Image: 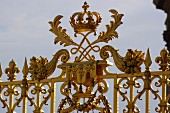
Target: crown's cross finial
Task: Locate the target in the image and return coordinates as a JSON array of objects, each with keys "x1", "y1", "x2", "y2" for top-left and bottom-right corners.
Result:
[{"x1": 82, "y1": 2, "x2": 89, "y2": 12}]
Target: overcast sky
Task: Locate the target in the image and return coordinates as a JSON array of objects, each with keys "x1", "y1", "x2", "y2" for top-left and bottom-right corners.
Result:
[
  {"x1": 0, "y1": 0, "x2": 166, "y2": 70},
  {"x1": 0, "y1": 0, "x2": 167, "y2": 112}
]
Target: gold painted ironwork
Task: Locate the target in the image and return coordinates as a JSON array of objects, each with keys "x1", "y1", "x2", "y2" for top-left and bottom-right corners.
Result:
[
  {"x1": 49, "y1": 2, "x2": 123, "y2": 62},
  {"x1": 0, "y1": 1, "x2": 170, "y2": 113},
  {"x1": 5, "y1": 59, "x2": 20, "y2": 81}
]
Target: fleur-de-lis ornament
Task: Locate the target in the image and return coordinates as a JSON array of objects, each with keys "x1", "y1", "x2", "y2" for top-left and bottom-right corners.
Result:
[
  {"x1": 5, "y1": 59, "x2": 20, "y2": 81},
  {"x1": 155, "y1": 48, "x2": 170, "y2": 71}
]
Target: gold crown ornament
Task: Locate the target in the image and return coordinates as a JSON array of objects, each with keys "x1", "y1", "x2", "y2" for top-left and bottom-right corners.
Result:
[
  {"x1": 49, "y1": 1, "x2": 124, "y2": 61},
  {"x1": 70, "y1": 2, "x2": 102, "y2": 34}
]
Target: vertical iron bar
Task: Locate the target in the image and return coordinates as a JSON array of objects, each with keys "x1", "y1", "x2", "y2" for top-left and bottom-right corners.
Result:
[
  {"x1": 22, "y1": 96, "x2": 27, "y2": 113},
  {"x1": 129, "y1": 76, "x2": 134, "y2": 113},
  {"x1": 145, "y1": 71, "x2": 151, "y2": 113},
  {"x1": 145, "y1": 89, "x2": 150, "y2": 113},
  {"x1": 9, "y1": 85, "x2": 13, "y2": 113},
  {"x1": 162, "y1": 74, "x2": 166, "y2": 113},
  {"x1": 50, "y1": 81, "x2": 56, "y2": 113},
  {"x1": 37, "y1": 82, "x2": 41, "y2": 112},
  {"x1": 114, "y1": 76, "x2": 118, "y2": 113}
]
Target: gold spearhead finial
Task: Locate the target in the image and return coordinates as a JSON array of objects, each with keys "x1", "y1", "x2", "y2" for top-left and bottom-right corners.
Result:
[
  {"x1": 144, "y1": 48, "x2": 152, "y2": 71},
  {"x1": 22, "y1": 58, "x2": 29, "y2": 77}
]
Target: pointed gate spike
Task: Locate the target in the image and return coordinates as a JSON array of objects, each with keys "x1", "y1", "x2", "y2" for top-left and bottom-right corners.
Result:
[
  {"x1": 22, "y1": 57, "x2": 29, "y2": 76},
  {"x1": 144, "y1": 48, "x2": 152, "y2": 69}
]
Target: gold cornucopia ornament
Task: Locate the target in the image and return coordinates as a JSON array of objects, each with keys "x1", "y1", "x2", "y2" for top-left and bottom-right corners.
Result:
[{"x1": 45, "y1": 1, "x2": 144, "y2": 112}]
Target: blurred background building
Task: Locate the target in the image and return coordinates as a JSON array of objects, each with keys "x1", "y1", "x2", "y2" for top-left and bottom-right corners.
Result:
[
  {"x1": 154, "y1": 0, "x2": 170, "y2": 51},
  {"x1": 154, "y1": 0, "x2": 170, "y2": 97}
]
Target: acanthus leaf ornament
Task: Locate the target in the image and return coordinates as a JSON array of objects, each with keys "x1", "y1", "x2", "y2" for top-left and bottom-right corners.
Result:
[
  {"x1": 48, "y1": 3, "x2": 125, "y2": 112},
  {"x1": 93, "y1": 9, "x2": 124, "y2": 44},
  {"x1": 49, "y1": 15, "x2": 78, "y2": 47},
  {"x1": 49, "y1": 2, "x2": 124, "y2": 62}
]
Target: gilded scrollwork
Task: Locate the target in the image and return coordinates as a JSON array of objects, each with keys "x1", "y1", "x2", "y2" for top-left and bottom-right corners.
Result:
[
  {"x1": 100, "y1": 45, "x2": 144, "y2": 74},
  {"x1": 117, "y1": 77, "x2": 139, "y2": 113},
  {"x1": 26, "y1": 82, "x2": 53, "y2": 112},
  {"x1": 39, "y1": 83, "x2": 54, "y2": 110},
  {"x1": 0, "y1": 84, "x2": 23, "y2": 112},
  {"x1": 1, "y1": 2, "x2": 170, "y2": 113},
  {"x1": 0, "y1": 85, "x2": 9, "y2": 109},
  {"x1": 49, "y1": 2, "x2": 123, "y2": 62},
  {"x1": 113, "y1": 48, "x2": 169, "y2": 113},
  {"x1": 29, "y1": 49, "x2": 70, "y2": 80},
  {"x1": 117, "y1": 73, "x2": 168, "y2": 113},
  {"x1": 150, "y1": 75, "x2": 165, "y2": 112},
  {"x1": 12, "y1": 85, "x2": 22, "y2": 109}
]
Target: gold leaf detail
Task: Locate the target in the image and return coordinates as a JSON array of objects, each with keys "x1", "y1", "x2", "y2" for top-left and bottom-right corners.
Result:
[
  {"x1": 49, "y1": 15, "x2": 78, "y2": 47},
  {"x1": 93, "y1": 9, "x2": 123, "y2": 44}
]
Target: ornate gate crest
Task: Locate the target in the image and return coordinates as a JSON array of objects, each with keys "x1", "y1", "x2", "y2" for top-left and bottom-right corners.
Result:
[
  {"x1": 48, "y1": 2, "x2": 145, "y2": 112},
  {"x1": 49, "y1": 2, "x2": 125, "y2": 112},
  {"x1": 0, "y1": 1, "x2": 170, "y2": 113},
  {"x1": 49, "y1": 2, "x2": 124, "y2": 62}
]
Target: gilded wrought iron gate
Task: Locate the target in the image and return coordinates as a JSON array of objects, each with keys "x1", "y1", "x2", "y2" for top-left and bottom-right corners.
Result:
[{"x1": 0, "y1": 2, "x2": 170, "y2": 113}]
